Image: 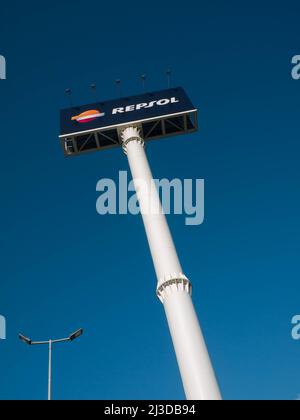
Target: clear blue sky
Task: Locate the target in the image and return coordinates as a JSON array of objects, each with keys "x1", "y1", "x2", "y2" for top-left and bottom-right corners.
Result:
[{"x1": 0, "y1": 0, "x2": 300, "y2": 400}]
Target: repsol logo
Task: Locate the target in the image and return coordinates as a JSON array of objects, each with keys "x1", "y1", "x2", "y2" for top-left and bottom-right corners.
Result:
[
  {"x1": 112, "y1": 97, "x2": 179, "y2": 114},
  {"x1": 0, "y1": 55, "x2": 6, "y2": 80}
]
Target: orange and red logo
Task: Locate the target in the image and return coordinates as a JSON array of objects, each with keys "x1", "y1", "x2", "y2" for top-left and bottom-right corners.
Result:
[{"x1": 71, "y1": 109, "x2": 105, "y2": 123}]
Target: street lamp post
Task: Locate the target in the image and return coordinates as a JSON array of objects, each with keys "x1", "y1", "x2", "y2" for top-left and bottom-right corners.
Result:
[{"x1": 19, "y1": 328, "x2": 83, "y2": 400}]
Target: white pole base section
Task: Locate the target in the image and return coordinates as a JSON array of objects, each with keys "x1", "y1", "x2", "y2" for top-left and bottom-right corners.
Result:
[
  {"x1": 121, "y1": 126, "x2": 222, "y2": 401},
  {"x1": 157, "y1": 279, "x2": 221, "y2": 400}
]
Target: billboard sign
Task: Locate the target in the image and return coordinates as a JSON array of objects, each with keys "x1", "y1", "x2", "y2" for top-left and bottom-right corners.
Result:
[{"x1": 59, "y1": 87, "x2": 198, "y2": 156}]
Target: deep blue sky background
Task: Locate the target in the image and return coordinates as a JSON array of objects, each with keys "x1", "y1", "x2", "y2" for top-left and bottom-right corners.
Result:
[{"x1": 0, "y1": 0, "x2": 300, "y2": 400}]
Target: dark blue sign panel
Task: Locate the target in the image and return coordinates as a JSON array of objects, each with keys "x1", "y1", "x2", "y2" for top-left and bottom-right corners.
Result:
[
  {"x1": 60, "y1": 87, "x2": 195, "y2": 136},
  {"x1": 59, "y1": 87, "x2": 198, "y2": 157}
]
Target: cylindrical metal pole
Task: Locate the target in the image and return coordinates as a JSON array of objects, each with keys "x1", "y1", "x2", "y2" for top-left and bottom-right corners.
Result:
[
  {"x1": 121, "y1": 127, "x2": 221, "y2": 400},
  {"x1": 48, "y1": 340, "x2": 52, "y2": 401}
]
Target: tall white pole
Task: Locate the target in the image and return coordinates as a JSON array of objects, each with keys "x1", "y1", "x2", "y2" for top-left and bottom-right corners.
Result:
[
  {"x1": 48, "y1": 340, "x2": 52, "y2": 401},
  {"x1": 121, "y1": 127, "x2": 221, "y2": 401}
]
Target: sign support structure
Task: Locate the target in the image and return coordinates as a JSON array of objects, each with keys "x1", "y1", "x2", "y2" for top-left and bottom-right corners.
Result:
[
  {"x1": 120, "y1": 127, "x2": 221, "y2": 400},
  {"x1": 60, "y1": 87, "x2": 221, "y2": 400}
]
